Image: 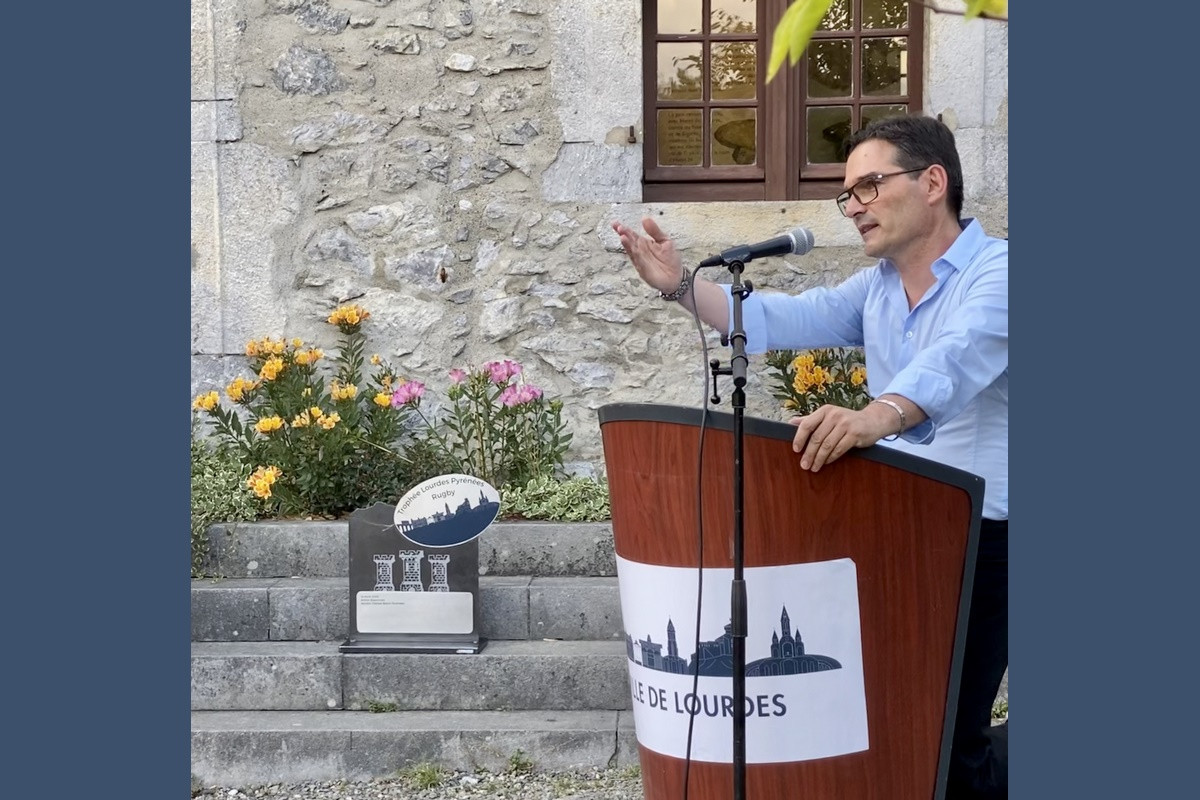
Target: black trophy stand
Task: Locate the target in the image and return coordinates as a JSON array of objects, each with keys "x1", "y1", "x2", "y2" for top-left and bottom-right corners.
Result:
[{"x1": 707, "y1": 258, "x2": 753, "y2": 800}]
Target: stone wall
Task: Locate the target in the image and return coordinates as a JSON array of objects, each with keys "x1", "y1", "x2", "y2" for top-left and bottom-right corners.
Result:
[{"x1": 191, "y1": 0, "x2": 1009, "y2": 475}]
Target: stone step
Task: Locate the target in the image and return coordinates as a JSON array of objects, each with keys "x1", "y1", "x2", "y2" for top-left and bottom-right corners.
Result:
[
  {"x1": 191, "y1": 575, "x2": 625, "y2": 642},
  {"x1": 191, "y1": 709, "x2": 639, "y2": 787},
  {"x1": 192, "y1": 640, "x2": 633, "y2": 712},
  {"x1": 196, "y1": 520, "x2": 616, "y2": 579}
]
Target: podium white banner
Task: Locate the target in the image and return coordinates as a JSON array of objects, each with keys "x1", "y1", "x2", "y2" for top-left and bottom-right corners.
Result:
[{"x1": 616, "y1": 555, "x2": 869, "y2": 764}]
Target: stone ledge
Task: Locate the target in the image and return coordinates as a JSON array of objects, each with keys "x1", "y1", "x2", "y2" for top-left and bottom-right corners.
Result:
[
  {"x1": 196, "y1": 520, "x2": 616, "y2": 579},
  {"x1": 192, "y1": 640, "x2": 631, "y2": 712},
  {"x1": 192, "y1": 575, "x2": 625, "y2": 642},
  {"x1": 191, "y1": 709, "x2": 639, "y2": 787}
]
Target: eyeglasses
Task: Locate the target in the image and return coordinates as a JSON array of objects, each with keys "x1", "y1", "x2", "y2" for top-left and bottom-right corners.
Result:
[{"x1": 836, "y1": 167, "x2": 929, "y2": 216}]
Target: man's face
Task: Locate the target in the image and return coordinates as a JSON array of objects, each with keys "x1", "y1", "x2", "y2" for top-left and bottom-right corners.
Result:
[{"x1": 841, "y1": 140, "x2": 927, "y2": 260}]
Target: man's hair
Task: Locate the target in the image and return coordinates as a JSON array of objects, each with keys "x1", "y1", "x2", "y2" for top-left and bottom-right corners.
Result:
[{"x1": 847, "y1": 115, "x2": 964, "y2": 218}]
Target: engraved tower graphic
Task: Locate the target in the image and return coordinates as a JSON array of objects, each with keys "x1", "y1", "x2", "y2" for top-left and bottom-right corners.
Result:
[
  {"x1": 398, "y1": 550, "x2": 425, "y2": 591},
  {"x1": 427, "y1": 553, "x2": 452, "y2": 592},
  {"x1": 372, "y1": 553, "x2": 395, "y2": 591}
]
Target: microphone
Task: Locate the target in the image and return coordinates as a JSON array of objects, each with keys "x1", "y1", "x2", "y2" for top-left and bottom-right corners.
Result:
[{"x1": 698, "y1": 227, "x2": 815, "y2": 267}]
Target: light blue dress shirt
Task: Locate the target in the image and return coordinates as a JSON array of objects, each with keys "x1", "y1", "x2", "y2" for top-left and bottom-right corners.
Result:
[{"x1": 725, "y1": 218, "x2": 1008, "y2": 520}]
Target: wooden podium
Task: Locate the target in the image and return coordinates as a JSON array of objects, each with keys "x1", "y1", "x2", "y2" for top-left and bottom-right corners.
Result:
[{"x1": 598, "y1": 404, "x2": 984, "y2": 800}]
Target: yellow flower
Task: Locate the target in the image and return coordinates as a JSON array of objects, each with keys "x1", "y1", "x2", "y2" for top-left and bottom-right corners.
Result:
[
  {"x1": 255, "y1": 416, "x2": 285, "y2": 434},
  {"x1": 318, "y1": 412, "x2": 341, "y2": 430},
  {"x1": 850, "y1": 366, "x2": 866, "y2": 387},
  {"x1": 370, "y1": 354, "x2": 382, "y2": 366},
  {"x1": 808, "y1": 366, "x2": 832, "y2": 393},
  {"x1": 327, "y1": 304, "x2": 371, "y2": 332},
  {"x1": 259, "y1": 357, "x2": 285, "y2": 381},
  {"x1": 291, "y1": 338, "x2": 303, "y2": 349},
  {"x1": 330, "y1": 380, "x2": 358, "y2": 401},
  {"x1": 310, "y1": 406, "x2": 324, "y2": 418},
  {"x1": 291, "y1": 411, "x2": 312, "y2": 428},
  {"x1": 193, "y1": 391, "x2": 219, "y2": 411},
  {"x1": 247, "y1": 466, "x2": 282, "y2": 500},
  {"x1": 226, "y1": 376, "x2": 257, "y2": 403},
  {"x1": 294, "y1": 348, "x2": 323, "y2": 366},
  {"x1": 373, "y1": 392, "x2": 391, "y2": 408},
  {"x1": 791, "y1": 353, "x2": 815, "y2": 371},
  {"x1": 251, "y1": 337, "x2": 285, "y2": 356}
]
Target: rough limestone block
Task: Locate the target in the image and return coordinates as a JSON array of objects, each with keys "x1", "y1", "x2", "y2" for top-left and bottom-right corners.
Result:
[{"x1": 191, "y1": 578, "x2": 276, "y2": 641}]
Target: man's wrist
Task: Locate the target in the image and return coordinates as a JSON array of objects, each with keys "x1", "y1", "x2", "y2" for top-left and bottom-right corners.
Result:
[
  {"x1": 658, "y1": 271, "x2": 691, "y2": 301},
  {"x1": 871, "y1": 397, "x2": 906, "y2": 441}
]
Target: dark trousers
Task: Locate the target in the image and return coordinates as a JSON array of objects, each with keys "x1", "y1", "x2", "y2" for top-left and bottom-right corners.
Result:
[{"x1": 946, "y1": 518, "x2": 1008, "y2": 799}]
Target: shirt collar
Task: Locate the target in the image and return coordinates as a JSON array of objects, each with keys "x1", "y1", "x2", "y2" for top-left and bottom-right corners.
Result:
[
  {"x1": 877, "y1": 217, "x2": 986, "y2": 276},
  {"x1": 939, "y1": 218, "x2": 986, "y2": 272}
]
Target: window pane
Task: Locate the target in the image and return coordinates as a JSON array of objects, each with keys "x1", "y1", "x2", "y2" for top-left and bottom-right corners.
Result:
[
  {"x1": 818, "y1": 0, "x2": 852, "y2": 31},
  {"x1": 712, "y1": 42, "x2": 756, "y2": 100},
  {"x1": 861, "y1": 104, "x2": 907, "y2": 130},
  {"x1": 658, "y1": 109, "x2": 704, "y2": 166},
  {"x1": 658, "y1": 43, "x2": 704, "y2": 101},
  {"x1": 806, "y1": 105, "x2": 852, "y2": 164},
  {"x1": 660, "y1": 0, "x2": 701, "y2": 34},
  {"x1": 863, "y1": 0, "x2": 908, "y2": 29},
  {"x1": 712, "y1": 0, "x2": 756, "y2": 33},
  {"x1": 808, "y1": 38, "x2": 852, "y2": 98},
  {"x1": 862, "y1": 37, "x2": 907, "y2": 96},
  {"x1": 712, "y1": 108, "x2": 756, "y2": 165}
]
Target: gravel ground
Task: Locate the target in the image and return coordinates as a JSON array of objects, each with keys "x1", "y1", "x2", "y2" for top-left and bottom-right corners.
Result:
[{"x1": 193, "y1": 767, "x2": 644, "y2": 800}]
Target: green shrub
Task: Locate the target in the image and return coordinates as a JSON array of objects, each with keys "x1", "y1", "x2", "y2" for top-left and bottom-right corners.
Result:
[
  {"x1": 397, "y1": 762, "x2": 444, "y2": 789},
  {"x1": 507, "y1": 749, "x2": 536, "y2": 774},
  {"x1": 364, "y1": 700, "x2": 399, "y2": 713},
  {"x1": 192, "y1": 304, "x2": 426, "y2": 518},
  {"x1": 191, "y1": 305, "x2": 576, "y2": 521},
  {"x1": 190, "y1": 432, "x2": 262, "y2": 576},
  {"x1": 763, "y1": 347, "x2": 871, "y2": 415},
  {"x1": 501, "y1": 475, "x2": 611, "y2": 521},
  {"x1": 393, "y1": 359, "x2": 572, "y2": 489}
]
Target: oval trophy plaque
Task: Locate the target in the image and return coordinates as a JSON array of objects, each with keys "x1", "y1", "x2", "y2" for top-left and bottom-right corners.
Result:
[{"x1": 393, "y1": 473, "x2": 501, "y2": 548}]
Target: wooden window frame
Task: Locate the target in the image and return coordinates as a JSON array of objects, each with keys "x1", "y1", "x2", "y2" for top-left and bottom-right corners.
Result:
[{"x1": 642, "y1": 0, "x2": 924, "y2": 203}]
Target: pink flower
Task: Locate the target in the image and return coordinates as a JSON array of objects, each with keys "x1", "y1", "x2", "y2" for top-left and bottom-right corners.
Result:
[
  {"x1": 500, "y1": 384, "x2": 543, "y2": 407},
  {"x1": 448, "y1": 368, "x2": 468, "y2": 384},
  {"x1": 485, "y1": 359, "x2": 523, "y2": 384},
  {"x1": 390, "y1": 381, "x2": 426, "y2": 407}
]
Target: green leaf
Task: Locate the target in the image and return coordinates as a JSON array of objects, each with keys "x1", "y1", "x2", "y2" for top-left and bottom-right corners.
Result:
[
  {"x1": 965, "y1": 0, "x2": 1007, "y2": 21},
  {"x1": 766, "y1": 0, "x2": 834, "y2": 84}
]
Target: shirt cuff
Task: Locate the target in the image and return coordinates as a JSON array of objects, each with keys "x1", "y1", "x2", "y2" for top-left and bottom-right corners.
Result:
[{"x1": 900, "y1": 418, "x2": 935, "y2": 444}]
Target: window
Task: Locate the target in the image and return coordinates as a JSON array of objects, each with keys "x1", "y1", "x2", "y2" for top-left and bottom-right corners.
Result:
[{"x1": 642, "y1": 0, "x2": 923, "y2": 202}]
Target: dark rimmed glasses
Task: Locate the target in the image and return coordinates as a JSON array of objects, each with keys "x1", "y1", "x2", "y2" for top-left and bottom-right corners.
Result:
[{"x1": 836, "y1": 167, "x2": 929, "y2": 216}]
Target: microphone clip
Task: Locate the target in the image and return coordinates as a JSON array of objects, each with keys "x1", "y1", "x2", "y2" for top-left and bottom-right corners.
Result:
[{"x1": 709, "y1": 358, "x2": 731, "y2": 404}]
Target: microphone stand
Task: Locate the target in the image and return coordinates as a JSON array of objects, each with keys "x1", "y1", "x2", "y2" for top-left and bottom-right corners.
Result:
[{"x1": 708, "y1": 259, "x2": 753, "y2": 800}]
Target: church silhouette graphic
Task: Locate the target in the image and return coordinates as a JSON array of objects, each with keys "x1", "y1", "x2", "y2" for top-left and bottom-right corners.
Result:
[
  {"x1": 626, "y1": 605, "x2": 842, "y2": 678},
  {"x1": 396, "y1": 489, "x2": 500, "y2": 547}
]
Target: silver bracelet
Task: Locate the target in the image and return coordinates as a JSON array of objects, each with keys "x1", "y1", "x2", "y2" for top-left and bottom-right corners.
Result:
[
  {"x1": 658, "y1": 271, "x2": 692, "y2": 301},
  {"x1": 872, "y1": 398, "x2": 906, "y2": 441}
]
